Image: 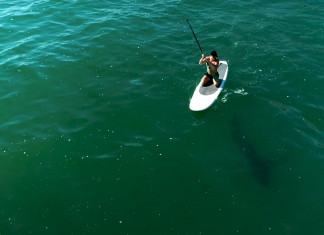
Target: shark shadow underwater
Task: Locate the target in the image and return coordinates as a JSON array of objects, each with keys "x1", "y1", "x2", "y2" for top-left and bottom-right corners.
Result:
[{"x1": 232, "y1": 115, "x2": 285, "y2": 188}]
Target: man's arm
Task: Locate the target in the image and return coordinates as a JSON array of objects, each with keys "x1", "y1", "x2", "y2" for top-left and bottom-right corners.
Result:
[
  {"x1": 206, "y1": 59, "x2": 218, "y2": 73},
  {"x1": 199, "y1": 54, "x2": 207, "y2": 65}
]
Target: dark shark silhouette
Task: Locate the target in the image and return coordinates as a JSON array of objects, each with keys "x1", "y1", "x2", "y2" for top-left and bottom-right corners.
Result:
[{"x1": 232, "y1": 115, "x2": 273, "y2": 188}]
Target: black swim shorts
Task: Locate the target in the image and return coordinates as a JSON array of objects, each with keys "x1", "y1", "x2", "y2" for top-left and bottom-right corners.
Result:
[
  {"x1": 205, "y1": 72, "x2": 219, "y2": 79},
  {"x1": 204, "y1": 72, "x2": 213, "y2": 79}
]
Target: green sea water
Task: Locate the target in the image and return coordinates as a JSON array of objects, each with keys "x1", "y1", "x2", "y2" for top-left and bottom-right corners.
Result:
[{"x1": 1, "y1": 0, "x2": 324, "y2": 234}]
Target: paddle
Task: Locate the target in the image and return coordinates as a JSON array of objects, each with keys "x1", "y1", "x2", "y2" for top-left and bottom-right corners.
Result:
[
  {"x1": 186, "y1": 19, "x2": 204, "y2": 54},
  {"x1": 186, "y1": 19, "x2": 219, "y2": 78}
]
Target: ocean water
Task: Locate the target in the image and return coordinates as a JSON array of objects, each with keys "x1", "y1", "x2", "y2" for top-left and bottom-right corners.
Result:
[{"x1": 1, "y1": 0, "x2": 324, "y2": 234}]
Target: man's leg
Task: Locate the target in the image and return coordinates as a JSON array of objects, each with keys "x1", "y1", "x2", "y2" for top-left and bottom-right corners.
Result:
[
  {"x1": 213, "y1": 79, "x2": 218, "y2": 87},
  {"x1": 200, "y1": 75, "x2": 210, "y2": 86}
]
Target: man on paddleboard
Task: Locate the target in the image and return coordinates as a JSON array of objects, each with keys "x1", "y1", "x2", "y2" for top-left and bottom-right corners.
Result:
[{"x1": 199, "y1": 50, "x2": 220, "y2": 87}]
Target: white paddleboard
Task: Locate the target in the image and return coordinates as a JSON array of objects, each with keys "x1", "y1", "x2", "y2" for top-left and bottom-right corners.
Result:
[{"x1": 189, "y1": 61, "x2": 228, "y2": 111}]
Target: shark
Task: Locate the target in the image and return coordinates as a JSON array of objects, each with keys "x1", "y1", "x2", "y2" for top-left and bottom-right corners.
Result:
[{"x1": 232, "y1": 115, "x2": 274, "y2": 188}]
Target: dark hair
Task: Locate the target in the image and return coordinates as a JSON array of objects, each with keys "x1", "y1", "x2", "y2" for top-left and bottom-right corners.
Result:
[{"x1": 210, "y1": 50, "x2": 218, "y2": 58}]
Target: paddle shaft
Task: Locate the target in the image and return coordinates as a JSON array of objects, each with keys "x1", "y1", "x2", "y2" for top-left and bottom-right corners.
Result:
[{"x1": 186, "y1": 19, "x2": 204, "y2": 55}]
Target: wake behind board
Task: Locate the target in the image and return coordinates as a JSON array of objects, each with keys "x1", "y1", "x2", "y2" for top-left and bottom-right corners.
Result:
[{"x1": 189, "y1": 61, "x2": 228, "y2": 111}]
